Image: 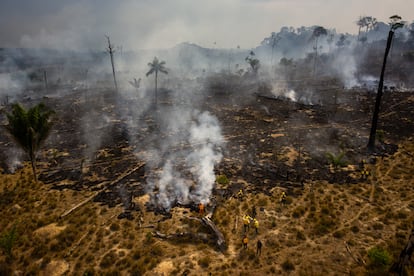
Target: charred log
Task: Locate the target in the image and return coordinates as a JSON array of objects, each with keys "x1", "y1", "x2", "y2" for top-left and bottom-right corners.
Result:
[{"x1": 201, "y1": 216, "x2": 227, "y2": 251}]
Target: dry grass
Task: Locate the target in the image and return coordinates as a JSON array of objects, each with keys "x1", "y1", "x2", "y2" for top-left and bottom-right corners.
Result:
[{"x1": 0, "y1": 140, "x2": 413, "y2": 275}]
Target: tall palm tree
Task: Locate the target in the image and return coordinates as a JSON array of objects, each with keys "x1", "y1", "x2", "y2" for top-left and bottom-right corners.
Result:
[
  {"x1": 5, "y1": 103, "x2": 54, "y2": 182},
  {"x1": 146, "y1": 57, "x2": 168, "y2": 108},
  {"x1": 367, "y1": 15, "x2": 404, "y2": 151}
]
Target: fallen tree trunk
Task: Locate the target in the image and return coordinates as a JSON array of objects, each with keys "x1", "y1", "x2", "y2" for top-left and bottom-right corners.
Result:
[
  {"x1": 155, "y1": 215, "x2": 227, "y2": 251},
  {"x1": 201, "y1": 216, "x2": 227, "y2": 251},
  {"x1": 60, "y1": 162, "x2": 145, "y2": 218}
]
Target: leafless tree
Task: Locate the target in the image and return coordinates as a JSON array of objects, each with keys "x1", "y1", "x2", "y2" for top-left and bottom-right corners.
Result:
[
  {"x1": 367, "y1": 15, "x2": 404, "y2": 151},
  {"x1": 105, "y1": 35, "x2": 118, "y2": 93}
]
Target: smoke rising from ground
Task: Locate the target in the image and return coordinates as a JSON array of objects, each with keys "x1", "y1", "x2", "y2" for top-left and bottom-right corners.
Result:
[{"x1": 145, "y1": 109, "x2": 224, "y2": 210}]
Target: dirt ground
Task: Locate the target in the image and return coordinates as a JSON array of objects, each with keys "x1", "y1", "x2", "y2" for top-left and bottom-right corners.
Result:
[{"x1": 0, "y1": 86, "x2": 414, "y2": 275}]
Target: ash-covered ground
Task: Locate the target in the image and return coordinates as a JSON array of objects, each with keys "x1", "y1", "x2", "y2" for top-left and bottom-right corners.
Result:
[{"x1": 1, "y1": 74, "x2": 413, "y2": 211}]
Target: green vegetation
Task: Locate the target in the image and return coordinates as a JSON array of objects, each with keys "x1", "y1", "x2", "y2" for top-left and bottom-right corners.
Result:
[
  {"x1": 5, "y1": 103, "x2": 54, "y2": 182},
  {"x1": 216, "y1": 174, "x2": 229, "y2": 185},
  {"x1": 0, "y1": 224, "x2": 18, "y2": 258},
  {"x1": 367, "y1": 246, "x2": 392, "y2": 272},
  {"x1": 325, "y1": 151, "x2": 347, "y2": 169}
]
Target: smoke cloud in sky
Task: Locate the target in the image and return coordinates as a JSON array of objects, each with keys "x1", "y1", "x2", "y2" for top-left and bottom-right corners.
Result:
[{"x1": 0, "y1": 0, "x2": 413, "y2": 50}]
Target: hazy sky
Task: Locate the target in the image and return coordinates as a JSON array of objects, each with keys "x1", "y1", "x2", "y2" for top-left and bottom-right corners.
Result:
[{"x1": 0, "y1": 0, "x2": 412, "y2": 50}]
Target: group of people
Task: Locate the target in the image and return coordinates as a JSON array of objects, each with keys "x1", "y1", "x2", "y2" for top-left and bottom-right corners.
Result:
[
  {"x1": 359, "y1": 159, "x2": 370, "y2": 180},
  {"x1": 242, "y1": 235, "x2": 262, "y2": 256},
  {"x1": 242, "y1": 209, "x2": 262, "y2": 256},
  {"x1": 238, "y1": 190, "x2": 290, "y2": 257},
  {"x1": 243, "y1": 214, "x2": 259, "y2": 234}
]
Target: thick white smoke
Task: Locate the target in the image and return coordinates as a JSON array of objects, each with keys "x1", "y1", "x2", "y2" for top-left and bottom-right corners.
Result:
[
  {"x1": 146, "y1": 110, "x2": 224, "y2": 210},
  {"x1": 186, "y1": 111, "x2": 224, "y2": 204}
]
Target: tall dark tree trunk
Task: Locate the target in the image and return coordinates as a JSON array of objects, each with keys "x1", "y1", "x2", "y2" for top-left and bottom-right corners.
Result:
[
  {"x1": 367, "y1": 30, "x2": 395, "y2": 151},
  {"x1": 43, "y1": 70, "x2": 48, "y2": 94},
  {"x1": 313, "y1": 38, "x2": 318, "y2": 77},
  {"x1": 110, "y1": 51, "x2": 118, "y2": 93},
  {"x1": 154, "y1": 71, "x2": 158, "y2": 108}
]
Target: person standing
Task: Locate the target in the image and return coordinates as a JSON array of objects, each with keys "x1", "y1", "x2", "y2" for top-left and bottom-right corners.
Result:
[
  {"x1": 242, "y1": 235, "x2": 248, "y2": 249},
  {"x1": 253, "y1": 218, "x2": 259, "y2": 234},
  {"x1": 256, "y1": 240, "x2": 262, "y2": 256}
]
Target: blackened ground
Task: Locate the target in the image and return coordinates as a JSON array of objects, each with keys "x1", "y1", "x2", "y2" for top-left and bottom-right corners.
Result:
[{"x1": 1, "y1": 85, "x2": 413, "y2": 214}]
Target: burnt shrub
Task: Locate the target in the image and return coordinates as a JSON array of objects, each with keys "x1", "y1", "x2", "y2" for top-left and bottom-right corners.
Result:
[{"x1": 282, "y1": 259, "x2": 295, "y2": 271}]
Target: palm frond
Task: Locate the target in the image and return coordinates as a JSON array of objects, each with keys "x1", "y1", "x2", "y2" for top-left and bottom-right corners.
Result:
[{"x1": 146, "y1": 68, "x2": 155, "y2": 76}]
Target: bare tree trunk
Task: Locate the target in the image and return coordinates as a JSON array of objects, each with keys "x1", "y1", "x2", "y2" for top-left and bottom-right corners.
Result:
[
  {"x1": 30, "y1": 152, "x2": 38, "y2": 183},
  {"x1": 105, "y1": 36, "x2": 118, "y2": 93},
  {"x1": 313, "y1": 38, "x2": 318, "y2": 77},
  {"x1": 155, "y1": 71, "x2": 158, "y2": 108},
  {"x1": 43, "y1": 70, "x2": 48, "y2": 94},
  {"x1": 367, "y1": 30, "x2": 395, "y2": 151}
]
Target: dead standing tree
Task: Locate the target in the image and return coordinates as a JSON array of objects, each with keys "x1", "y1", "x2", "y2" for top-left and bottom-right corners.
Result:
[
  {"x1": 311, "y1": 26, "x2": 327, "y2": 76},
  {"x1": 105, "y1": 35, "x2": 118, "y2": 93},
  {"x1": 367, "y1": 15, "x2": 404, "y2": 151}
]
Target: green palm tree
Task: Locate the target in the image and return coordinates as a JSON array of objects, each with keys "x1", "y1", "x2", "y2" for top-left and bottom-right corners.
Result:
[
  {"x1": 146, "y1": 57, "x2": 168, "y2": 108},
  {"x1": 5, "y1": 103, "x2": 54, "y2": 182}
]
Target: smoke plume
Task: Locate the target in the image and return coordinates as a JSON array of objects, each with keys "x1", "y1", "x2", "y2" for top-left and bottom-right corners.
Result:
[{"x1": 146, "y1": 110, "x2": 224, "y2": 210}]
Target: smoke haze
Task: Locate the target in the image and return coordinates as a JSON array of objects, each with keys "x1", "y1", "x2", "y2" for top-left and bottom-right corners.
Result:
[{"x1": 1, "y1": 0, "x2": 413, "y2": 50}]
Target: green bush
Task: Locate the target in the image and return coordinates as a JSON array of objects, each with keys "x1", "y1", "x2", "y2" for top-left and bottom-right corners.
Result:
[
  {"x1": 216, "y1": 174, "x2": 229, "y2": 185},
  {"x1": 367, "y1": 246, "x2": 392, "y2": 269}
]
